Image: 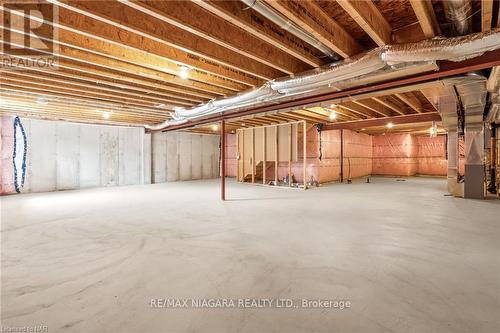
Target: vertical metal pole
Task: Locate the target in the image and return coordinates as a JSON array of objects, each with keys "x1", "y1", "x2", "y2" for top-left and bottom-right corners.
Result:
[
  {"x1": 251, "y1": 128, "x2": 255, "y2": 183},
  {"x1": 263, "y1": 127, "x2": 266, "y2": 185},
  {"x1": 303, "y1": 121, "x2": 307, "y2": 190},
  {"x1": 340, "y1": 129, "x2": 344, "y2": 183},
  {"x1": 221, "y1": 120, "x2": 226, "y2": 201},
  {"x1": 275, "y1": 125, "x2": 278, "y2": 185},
  {"x1": 288, "y1": 123, "x2": 292, "y2": 187}
]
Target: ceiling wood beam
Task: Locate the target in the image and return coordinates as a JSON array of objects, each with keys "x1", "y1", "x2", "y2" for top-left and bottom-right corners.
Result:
[
  {"x1": 1, "y1": 90, "x2": 171, "y2": 115},
  {"x1": 394, "y1": 93, "x2": 423, "y2": 113},
  {"x1": 263, "y1": 0, "x2": 363, "y2": 58},
  {"x1": 6, "y1": 65, "x2": 206, "y2": 104},
  {"x1": 371, "y1": 96, "x2": 405, "y2": 115},
  {"x1": 409, "y1": 0, "x2": 440, "y2": 38},
  {"x1": 338, "y1": 102, "x2": 378, "y2": 118},
  {"x1": 482, "y1": 0, "x2": 494, "y2": 31},
  {"x1": 193, "y1": 0, "x2": 324, "y2": 68},
  {"x1": 336, "y1": 0, "x2": 392, "y2": 46},
  {"x1": 0, "y1": 28, "x2": 236, "y2": 96},
  {"x1": 51, "y1": 0, "x2": 277, "y2": 82},
  {"x1": 2, "y1": 71, "x2": 195, "y2": 107},
  {"x1": 123, "y1": 0, "x2": 311, "y2": 75},
  {"x1": 352, "y1": 99, "x2": 391, "y2": 117},
  {"x1": 322, "y1": 112, "x2": 441, "y2": 131},
  {"x1": 1, "y1": 80, "x2": 164, "y2": 110}
]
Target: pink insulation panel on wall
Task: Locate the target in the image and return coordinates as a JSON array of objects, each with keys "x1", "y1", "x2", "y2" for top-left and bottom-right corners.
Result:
[
  {"x1": 372, "y1": 134, "x2": 418, "y2": 176},
  {"x1": 416, "y1": 136, "x2": 447, "y2": 176},
  {"x1": 1, "y1": 116, "x2": 15, "y2": 195}
]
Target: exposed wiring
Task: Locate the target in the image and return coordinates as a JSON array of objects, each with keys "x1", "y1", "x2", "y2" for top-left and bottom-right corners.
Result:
[{"x1": 13, "y1": 116, "x2": 27, "y2": 193}]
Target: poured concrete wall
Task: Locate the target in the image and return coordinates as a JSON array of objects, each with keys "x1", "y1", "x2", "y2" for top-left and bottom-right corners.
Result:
[
  {"x1": 151, "y1": 131, "x2": 219, "y2": 182},
  {"x1": 1, "y1": 116, "x2": 150, "y2": 195}
]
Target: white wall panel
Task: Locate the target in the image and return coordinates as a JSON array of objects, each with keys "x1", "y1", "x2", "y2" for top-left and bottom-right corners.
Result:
[
  {"x1": 56, "y1": 123, "x2": 80, "y2": 190},
  {"x1": 29, "y1": 120, "x2": 56, "y2": 192},
  {"x1": 119, "y1": 127, "x2": 141, "y2": 186},
  {"x1": 152, "y1": 132, "x2": 167, "y2": 183},
  {"x1": 79, "y1": 125, "x2": 100, "y2": 188},
  {"x1": 99, "y1": 127, "x2": 119, "y2": 187},
  {"x1": 166, "y1": 132, "x2": 179, "y2": 181},
  {"x1": 191, "y1": 134, "x2": 202, "y2": 180},
  {"x1": 179, "y1": 132, "x2": 192, "y2": 181}
]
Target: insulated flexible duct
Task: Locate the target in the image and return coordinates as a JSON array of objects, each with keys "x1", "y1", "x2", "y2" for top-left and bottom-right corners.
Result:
[
  {"x1": 146, "y1": 29, "x2": 500, "y2": 131},
  {"x1": 241, "y1": 0, "x2": 338, "y2": 60}
]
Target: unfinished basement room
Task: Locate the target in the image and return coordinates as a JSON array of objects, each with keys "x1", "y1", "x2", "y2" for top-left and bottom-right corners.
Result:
[{"x1": 1, "y1": 1, "x2": 500, "y2": 332}]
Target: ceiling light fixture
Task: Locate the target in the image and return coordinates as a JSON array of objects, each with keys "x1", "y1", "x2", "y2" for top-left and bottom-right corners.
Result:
[
  {"x1": 386, "y1": 122, "x2": 394, "y2": 129},
  {"x1": 155, "y1": 103, "x2": 166, "y2": 108},
  {"x1": 179, "y1": 65, "x2": 189, "y2": 80},
  {"x1": 241, "y1": 123, "x2": 246, "y2": 127},
  {"x1": 211, "y1": 124, "x2": 219, "y2": 131},
  {"x1": 102, "y1": 111, "x2": 111, "y2": 119},
  {"x1": 36, "y1": 97, "x2": 48, "y2": 105},
  {"x1": 329, "y1": 110, "x2": 337, "y2": 120}
]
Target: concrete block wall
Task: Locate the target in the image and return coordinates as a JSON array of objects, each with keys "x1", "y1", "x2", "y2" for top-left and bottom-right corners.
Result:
[
  {"x1": 151, "y1": 131, "x2": 219, "y2": 182},
  {"x1": 1, "y1": 116, "x2": 150, "y2": 194}
]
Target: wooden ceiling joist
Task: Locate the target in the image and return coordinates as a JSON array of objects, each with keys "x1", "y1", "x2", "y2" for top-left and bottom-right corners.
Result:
[
  {"x1": 263, "y1": 0, "x2": 363, "y2": 58},
  {"x1": 482, "y1": 0, "x2": 494, "y2": 32},
  {"x1": 193, "y1": 0, "x2": 324, "y2": 68},
  {"x1": 52, "y1": 0, "x2": 280, "y2": 82},
  {"x1": 1, "y1": 70, "x2": 195, "y2": 107},
  {"x1": 409, "y1": 0, "x2": 440, "y2": 38},
  {"x1": 352, "y1": 99, "x2": 391, "y2": 117},
  {"x1": 122, "y1": 0, "x2": 311, "y2": 75},
  {"x1": 371, "y1": 96, "x2": 405, "y2": 115},
  {"x1": 394, "y1": 92, "x2": 423, "y2": 113},
  {"x1": 336, "y1": 0, "x2": 392, "y2": 46}
]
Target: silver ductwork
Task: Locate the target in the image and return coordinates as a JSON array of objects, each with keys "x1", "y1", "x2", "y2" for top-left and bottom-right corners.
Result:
[
  {"x1": 241, "y1": 0, "x2": 337, "y2": 60},
  {"x1": 486, "y1": 66, "x2": 500, "y2": 123},
  {"x1": 442, "y1": 0, "x2": 472, "y2": 36},
  {"x1": 145, "y1": 28, "x2": 500, "y2": 131}
]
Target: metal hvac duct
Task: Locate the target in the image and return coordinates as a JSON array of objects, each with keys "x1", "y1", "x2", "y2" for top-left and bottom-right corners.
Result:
[
  {"x1": 486, "y1": 66, "x2": 500, "y2": 123},
  {"x1": 145, "y1": 28, "x2": 500, "y2": 131},
  {"x1": 241, "y1": 0, "x2": 338, "y2": 60},
  {"x1": 442, "y1": 0, "x2": 472, "y2": 36}
]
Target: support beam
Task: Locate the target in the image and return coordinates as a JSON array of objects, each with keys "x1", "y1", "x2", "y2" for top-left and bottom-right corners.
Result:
[
  {"x1": 275, "y1": 125, "x2": 279, "y2": 185},
  {"x1": 161, "y1": 48, "x2": 500, "y2": 132},
  {"x1": 371, "y1": 96, "x2": 405, "y2": 115},
  {"x1": 482, "y1": 0, "x2": 494, "y2": 31},
  {"x1": 51, "y1": 0, "x2": 278, "y2": 82},
  {"x1": 303, "y1": 121, "x2": 307, "y2": 190},
  {"x1": 263, "y1": 128, "x2": 266, "y2": 185},
  {"x1": 193, "y1": 0, "x2": 324, "y2": 67},
  {"x1": 123, "y1": 0, "x2": 310, "y2": 75},
  {"x1": 288, "y1": 123, "x2": 292, "y2": 187},
  {"x1": 263, "y1": 0, "x2": 363, "y2": 58},
  {"x1": 322, "y1": 112, "x2": 441, "y2": 131},
  {"x1": 336, "y1": 0, "x2": 392, "y2": 46},
  {"x1": 409, "y1": 0, "x2": 440, "y2": 38},
  {"x1": 221, "y1": 120, "x2": 226, "y2": 201},
  {"x1": 395, "y1": 93, "x2": 423, "y2": 113}
]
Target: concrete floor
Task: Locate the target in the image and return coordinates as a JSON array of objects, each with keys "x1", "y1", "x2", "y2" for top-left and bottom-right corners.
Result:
[{"x1": 1, "y1": 177, "x2": 499, "y2": 333}]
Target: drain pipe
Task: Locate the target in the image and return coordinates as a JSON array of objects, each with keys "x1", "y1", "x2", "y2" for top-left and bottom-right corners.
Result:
[
  {"x1": 241, "y1": 0, "x2": 338, "y2": 60},
  {"x1": 442, "y1": 0, "x2": 472, "y2": 36}
]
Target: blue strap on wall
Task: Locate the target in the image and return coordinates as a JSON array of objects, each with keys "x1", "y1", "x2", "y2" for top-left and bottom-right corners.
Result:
[{"x1": 13, "y1": 116, "x2": 28, "y2": 193}]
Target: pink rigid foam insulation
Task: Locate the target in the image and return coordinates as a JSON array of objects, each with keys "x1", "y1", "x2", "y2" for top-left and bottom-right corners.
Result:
[
  {"x1": 416, "y1": 136, "x2": 447, "y2": 176},
  {"x1": 372, "y1": 134, "x2": 418, "y2": 176},
  {"x1": 1, "y1": 116, "x2": 16, "y2": 194}
]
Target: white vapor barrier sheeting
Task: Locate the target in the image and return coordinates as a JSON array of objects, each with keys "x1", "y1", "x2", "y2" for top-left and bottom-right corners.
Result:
[
  {"x1": 0, "y1": 116, "x2": 150, "y2": 194},
  {"x1": 151, "y1": 131, "x2": 219, "y2": 182}
]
